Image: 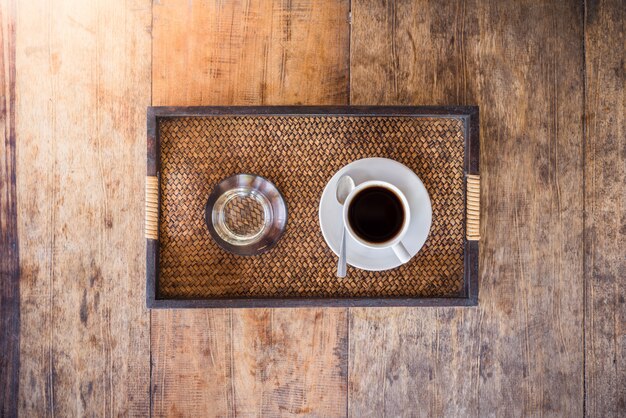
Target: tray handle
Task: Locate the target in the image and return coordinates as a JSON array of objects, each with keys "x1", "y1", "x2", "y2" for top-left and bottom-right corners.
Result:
[
  {"x1": 145, "y1": 176, "x2": 159, "y2": 240},
  {"x1": 466, "y1": 174, "x2": 480, "y2": 241}
]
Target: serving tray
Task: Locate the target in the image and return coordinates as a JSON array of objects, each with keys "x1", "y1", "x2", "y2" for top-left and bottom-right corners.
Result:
[{"x1": 146, "y1": 106, "x2": 479, "y2": 308}]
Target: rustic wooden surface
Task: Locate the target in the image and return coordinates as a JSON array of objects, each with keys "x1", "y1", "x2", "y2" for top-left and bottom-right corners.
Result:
[
  {"x1": 2, "y1": 0, "x2": 624, "y2": 416},
  {"x1": 0, "y1": 0, "x2": 18, "y2": 416},
  {"x1": 584, "y1": 0, "x2": 626, "y2": 415},
  {"x1": 14, "y1": 0, "x2": 151, "y2": 415},
  {"x1": 150, "y1": 0, "x2": 350, "y2": 416},
  {"x1": 152, "y1": 0, "x2": 349, "y2": 106},
  {"x1": 350, "y1": 0, "x2": 585, "y2": 416}
]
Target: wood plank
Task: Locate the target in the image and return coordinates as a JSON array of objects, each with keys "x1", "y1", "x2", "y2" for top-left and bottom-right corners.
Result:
[
  {"x1": 150, "y1": 0, "x2": 350, "y2": 415},
  {"x1": 152, "y1": 0, "x2": 349, "y2": 106},
  {"x1": 350, "y1": 0, "x2": 584, "y2": 416},
  {"x1": 152, "y1": 310, "x2": 348, "y2": 417},
  {"x1": 584, "y1": 0, "x2": 626, "y2": 415},
  {"x1": 0, "y1": 0, "x2": 19, "y2": 416},
  {"x1": 16, "y1": 0, "x2": 151, "y2": 415},
  {"x1": 351, "y1": 0, "x2": 478, "y2": 106},
  {"x1": 349, "y1": 308, "x2": 480, "y2": 417}
]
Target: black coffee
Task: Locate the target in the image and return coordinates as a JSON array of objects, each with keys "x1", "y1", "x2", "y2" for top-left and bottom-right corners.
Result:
[{"x1": 348, "y1": 186, "x2": 404, "y2": 244}]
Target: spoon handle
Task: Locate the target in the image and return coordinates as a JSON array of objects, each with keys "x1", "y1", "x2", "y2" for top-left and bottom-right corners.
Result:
[{"x1": 337, "y1": 227, "x2": 347, "y2": 277}]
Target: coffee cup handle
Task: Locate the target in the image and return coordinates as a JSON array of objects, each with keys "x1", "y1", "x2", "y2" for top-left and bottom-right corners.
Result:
[{"x1": 392, "y1": 242, "x2": 411, "y2": 264}]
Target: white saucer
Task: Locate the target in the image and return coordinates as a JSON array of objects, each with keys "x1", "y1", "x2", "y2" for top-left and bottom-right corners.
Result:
[{"x1": 319, "y1": 158, "x2": 432, "y2": 271}]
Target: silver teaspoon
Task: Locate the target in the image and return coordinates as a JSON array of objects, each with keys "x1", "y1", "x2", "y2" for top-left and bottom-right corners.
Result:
[{"x1": 336, "y1": 175, "x2": 355, "y2": 277}]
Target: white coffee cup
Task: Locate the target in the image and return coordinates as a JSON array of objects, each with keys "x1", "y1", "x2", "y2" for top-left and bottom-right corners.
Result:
[{"x1": 342, "y1": 180, "x2": 412, "y2": 263}]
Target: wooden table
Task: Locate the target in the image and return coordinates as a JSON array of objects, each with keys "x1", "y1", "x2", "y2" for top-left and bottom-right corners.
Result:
[{"x1": 1, "y1": 0, "x2": 623, "y2": 416}]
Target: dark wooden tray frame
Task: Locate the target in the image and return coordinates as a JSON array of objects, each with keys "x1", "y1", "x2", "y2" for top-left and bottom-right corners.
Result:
[{"x1": 147, "y1": 106, "x2": 479, "y2": 308}]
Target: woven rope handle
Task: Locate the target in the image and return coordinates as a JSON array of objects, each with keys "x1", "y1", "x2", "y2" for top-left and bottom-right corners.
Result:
[
  {"x1": 466, "y1": 174, "x2": 480, "y2": 240},
  {"x1": 145, "y1": 176, "x2": 159, "y2": 240}
]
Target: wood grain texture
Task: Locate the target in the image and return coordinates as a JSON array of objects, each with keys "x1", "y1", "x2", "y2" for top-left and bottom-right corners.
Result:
[
  {"x1": 16, "y1": 0, "x2": 151, "y2": 415},
  {"x1": 584, "y1": 0, "x2": 626, "y2": 415},
  {"x1": 351, "y1": 0, "x2": 479, "y2": 106},
  {"x1": 349, "y1": 308, "x2": 480, "y2": 417},
  {"x1": 152, "y1": 310, "x2": 348, "y2": 417},
  {"x1": 150, "y1": 0, "x2": 350, "y2": 416},
  {"x1": 152, "y1": 0, "x2": 349, "y2": 106},
  {"x1": 0, "y1": 0, "x2": 19, "y2": 416},
  {"x1": 350, "y1": 0, "x2": 585, "y2": 416}
]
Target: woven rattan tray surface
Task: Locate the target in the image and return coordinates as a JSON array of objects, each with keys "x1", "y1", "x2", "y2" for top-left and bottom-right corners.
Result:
[{"x1": 146, "y1": 106, "x2": 479, "y2": 308}]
